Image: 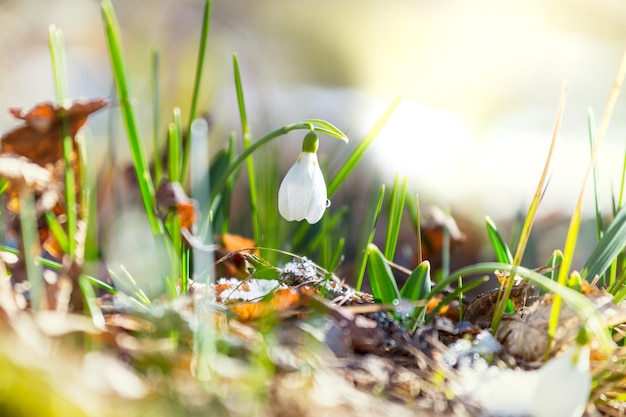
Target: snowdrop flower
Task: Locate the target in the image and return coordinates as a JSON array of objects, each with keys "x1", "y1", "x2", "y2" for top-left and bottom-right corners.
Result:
[{"x1": 278, "y1": 132, "x2": 328, "y2": 224}]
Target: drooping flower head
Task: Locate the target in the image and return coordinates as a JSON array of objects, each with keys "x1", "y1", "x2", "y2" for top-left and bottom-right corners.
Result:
[{"x1": 278, "y1": 132, "x2": 328, "y2": 224}]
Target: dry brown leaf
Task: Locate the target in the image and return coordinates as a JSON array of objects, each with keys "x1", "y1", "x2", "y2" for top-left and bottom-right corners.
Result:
[
  {"x1": 2, "y1": 99, "x2": 108, "y2": 167},
  {"x1": 228, "y1": 287, "x2": 305, "y2": 321}
]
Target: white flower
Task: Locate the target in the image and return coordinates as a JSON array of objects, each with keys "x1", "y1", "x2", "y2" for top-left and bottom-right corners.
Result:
[
  {"x1": 278, "y1": 133, "x2": 328, "y2": 224},
  {"x1": 531, "y1": 343, "x2": 591, "y2": 417},
  {"x1": 450, "y1": 337, "x2": 591, "y2": 417}
]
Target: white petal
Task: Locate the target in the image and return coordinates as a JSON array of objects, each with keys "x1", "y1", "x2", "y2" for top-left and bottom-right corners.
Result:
[
  {"x1": 278, "y1": 152, "x2": 327, "y2": 223},
  {"x1": 303, "y1": 155, "x2": 327, "y2": 223},
  {"x1": 531, "y1": 344, "x2": 591, "y2": 417}
]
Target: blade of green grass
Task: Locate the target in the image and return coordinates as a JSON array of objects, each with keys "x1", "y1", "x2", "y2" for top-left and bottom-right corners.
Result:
[
  {"x1": 367, "y1": 243, "x2": 401, "y2": 304},
  {"x1": 355, "y1": 183, "x2": 385, "y2": 291},
  {"x1": 541, "y1": 249, "x2": 563, "y2": 295},
  {"x1": 182, "y1": 0, "x2": 212, "y2": 184},
  {"x1": 166, "y1": 111, "x2": 184, "y2": 294},
  {"x1": 168, "y1": 110, "x2": 182, "y2": 182},
  {"x1": 327, "y1": 97, "x2": 400, "y2": 196},
  {"x1": 548, "y1": 52, "x2": 626, "y2": 350},
  {"x1": 78, "y1": 129, "x2": 99, "y2": 278},
  {"x1": 233, "y1": 54, "x2": 260, "y2": 243},
  {"x1": 44, "y1": 211, "x2": 69, "y2": 254},
  {"x1": 101, "y1": 1, "x2": 162, "y2": 235},
  {"x1": 406, "y1": 194, "x2": 423, "y2": 264},
  {"x1": 19, "y1": 190, "x2": 46, "y2": 310},
  {"x1": 49, "y1": 25, "x2": 77, "y2": 257},
  {"x1": 151, "y1": 48, "x2": 163, "y2": 184},
  {"x1": 0, "y1": 245, "x2": 116, "y2": 294},
  {"x1": 611, "y1": 268, "x2": 626, "y2": 303},
  {"x1": 588, "y1": 108, "x2": 604, "y2": 242},
  {"x1": 544, "y1": 249, "x2": 563, "y2": 281},
  {"x1": 485, "y1": 216, "x2": 514, "y2": 264},
  {"x1": 491, "y1": 81, "x2": 569, "y2": 334},
  {"x1": 384, "y1": 174, "x2": 407, "y2": 261},
  {"x1": 328, "y1": 237, "x2": 345, "y2": 273},
  {"x1": 582, "y1": 205, "x2": 626, "y2": 281},
  {"x1": 78, "y1": 276, "x2": 106, "y2": 330},
  {"x1": 400, "y1": 260, "x2": 431, "y2": 301},
  {"x1": 109, "y1": 268, "x2": 151, "y2": 306},
  {"x1": 615, "y1": 145, "x2": 626, "y2": 211}
]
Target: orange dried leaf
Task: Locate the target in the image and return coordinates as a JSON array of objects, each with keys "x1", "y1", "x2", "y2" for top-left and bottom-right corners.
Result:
[
  {"x1": 229, "y1": 288, "x2": 304, "y2": 321},
  {"x1": 155, "y1": 179, "x2": 198, "y2": 230},
  {"x1": 2, "y1": 98, "x2": 108, "y2": 167},
  {"x1": 222, "y1": 233, "x2": 256, "y2": 252}
]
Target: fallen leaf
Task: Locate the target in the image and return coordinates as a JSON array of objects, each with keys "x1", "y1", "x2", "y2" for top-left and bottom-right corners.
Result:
[
  {"x1": 2, "y1": 98, "x2": 108, "y2": 167},
  {"x1": 155, "y1": 179, "x2": 198, "y2": 230},
  {"x1": 228, "y1": 287, "x2": 306, "y2": 321},
  {"x1": 214, "y1": 234, "x2": 258, "y2": 279}
]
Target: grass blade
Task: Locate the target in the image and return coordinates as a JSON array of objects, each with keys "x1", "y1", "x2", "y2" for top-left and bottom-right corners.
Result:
[
  {"x1": 101, "y1": 1, "x2": 162, "y2": 235},
  {"x1": 49, "y1": 25, "x2": 77, "y2": 257},
  {"x1": 588, "y1": 108, "x2": 604, "y2": 242},
  {"x1": 169, "y1": 108, "x2": 183, "y2": 182},
  {"x1": 544, "y1": 249, "x2": 563, "y2": 281},
  {"x1": 491, "y1": 81, "x2": 569, "y2": 334},
  {"x1": 19, "y1": 190, "x2": 46, "y2": 310},
  {"x1": 407, "y1": 194, "x2": 423, "y2": 264},
  {"x1": 384, "y1": 174, "x2": 407, "y2": 261},
  {"x1": 582, "y1": 205, "x2": 626, "y2": 281},
  {"x1": 366, "y1": 243, "x2": 401, "y2": 304},
  {"x1": 182, "y1": 0, "x2": 212, "y2": 183},
  {"x1": 328, "y1": 237, "x2": 345, "y2": 273},
  {"x1": 400, "y1": 260, "x2": 431, "y2": 301},
  {"x1": 617, "y1": 141, "x2": 626, "y2": 207},
  {"x1": 548, "y1": 50, "x2": 626, "y2": 342},
  {"x1": 233, "y1": 54, "x2": 260, "y2": 242},
  {"x1": 78, "y1": 277, "x2": 106, "y2": 330},
  {"x1": 327, "y1": 97, "x2": 400, "y2": 196},
  {"x1": 355, "y1": 184, "x2": 385, "y2": 291},
  {"x1": 43, "y1": 211, "x2": 69, "y2": 254},
  {"x1": 485, "y1": 216, "x2": 514, "y2": 264},
  {"x1": 151, "y1": 48, "x2": 163, "y2": 184}
]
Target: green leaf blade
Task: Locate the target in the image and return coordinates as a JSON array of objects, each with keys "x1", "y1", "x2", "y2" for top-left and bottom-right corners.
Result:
[
  {"x1": 366, "y1": 244, "x2": 401, "y2": 304},
  {"x1": 400, "y1": 261, "x2": 431, "y2": 301},
  {"x1": 485, "y1": 216, "x2": 514, "y2": 264}
]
